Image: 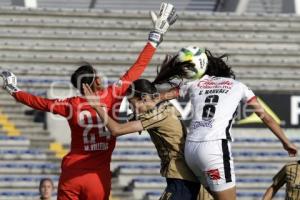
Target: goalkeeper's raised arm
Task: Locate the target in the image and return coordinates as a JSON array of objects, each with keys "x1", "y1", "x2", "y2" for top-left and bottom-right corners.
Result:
[
  {"x1": 110, "y1": 2, "x2": 177, "y2": 98},
  {"x1": 1, "y1": 71, "x2": 71, "y2": 117},
  {"x1": 148, "y1": 2, "x2": 177, "y2": 47}
]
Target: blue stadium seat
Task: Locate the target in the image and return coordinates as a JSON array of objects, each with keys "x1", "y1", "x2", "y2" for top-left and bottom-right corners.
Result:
[
  {"x1": 0, "y1": 175, "x2": 59, "y2": 182},
  {"x1": 233, "y1": 151, "x2": 288, "y2": 157},
  {"x1": 0, "y1": 135, "x2": 27, "y2": 141},
  {"x1": 0, "y1": 149, "x2": 43, "y2": 154}
]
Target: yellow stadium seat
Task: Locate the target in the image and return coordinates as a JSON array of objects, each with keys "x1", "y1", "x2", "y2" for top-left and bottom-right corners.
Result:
[{"x1": 50, "y1": 142, "x2": 68, "y2": 158}]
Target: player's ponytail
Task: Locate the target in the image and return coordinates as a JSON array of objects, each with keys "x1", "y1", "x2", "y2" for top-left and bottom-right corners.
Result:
[
  {"x1": 153, "y1": 49, "x2": 236, "y2": 85},
  {"x1": 205, "y1": 50, "x2": 235, "y2": 79},
  {"x1": 153, "y1": 55, "x2": 193, "y2": 85}
]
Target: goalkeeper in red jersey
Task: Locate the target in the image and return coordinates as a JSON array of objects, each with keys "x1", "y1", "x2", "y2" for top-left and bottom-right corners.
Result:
[{"x1": 0, "y1": 3, "x2": 177, "y2": 200}]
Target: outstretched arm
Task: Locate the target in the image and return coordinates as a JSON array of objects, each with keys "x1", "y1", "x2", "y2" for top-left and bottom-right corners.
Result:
[
  {"x1": 84, "y1": 84, "x2": 143, "y2": 136},
  {"x1": 111, "y1": 3, "x2": 177, "y2": 97},
  {"x1": 1, "y1": 71, "x2": 70, "y2": 117},
  {"x1": 13, "y1": 91, "x2": 70, "y2": 117},
  {"x1": 94, "y1": 106, "x2": 143, "y2": 137},
  {"x1": 112, "y1": 42, "x2": 156, "y2": 97},
  {"x1": 248, "y1": 98, "x2": 297, "y2": 156}
]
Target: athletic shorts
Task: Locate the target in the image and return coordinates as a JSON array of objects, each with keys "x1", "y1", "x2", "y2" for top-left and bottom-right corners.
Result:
[
  {"x1": 184, "y1": 139, "x2": 235, "y2": 192},
  {"x1": 159, "y1": 178, "x2": 200, "y2": 200},
  {"x1": 57, "y1": 169, "x2": 111, "y2": 200}
]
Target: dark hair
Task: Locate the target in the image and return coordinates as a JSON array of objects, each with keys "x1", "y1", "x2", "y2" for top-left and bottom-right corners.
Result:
[
  {"x1": 126, "y1": 79, "x2": 158, "y2": 99},
  {"x1": 153, "y1": 55, "x2": 193, "y2": 85},
  {"x1": 71, "y1": 62, "x2": 96, "y2": 94},
  {"x1": 153, "y1": 49, "x2": 235, "y2": 85},
  {"x1": 39, "y1": 178, "x2": 54, "y2": 190},
  {"x1": 205, "y1": 50, "x2": 235, "y2": 79}
]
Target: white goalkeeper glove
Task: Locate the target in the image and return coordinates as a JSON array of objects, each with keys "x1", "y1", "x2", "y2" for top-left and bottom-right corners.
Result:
[
  {"x1": 148, "y1": 2, "x2": 177, "y2": 47},
  {"x1": 1, "y1": 71, "x2": 20, "y2": 95}
]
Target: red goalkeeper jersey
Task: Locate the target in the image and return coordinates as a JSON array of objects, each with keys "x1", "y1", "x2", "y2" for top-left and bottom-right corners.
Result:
[{"x1": 13, "y1": 42, "x2": 156, "y2": 171}]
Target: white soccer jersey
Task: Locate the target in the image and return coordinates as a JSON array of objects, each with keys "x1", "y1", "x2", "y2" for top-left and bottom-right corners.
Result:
[{"x1": 179, "y1": 75, "x2": 255, "y2": 142}]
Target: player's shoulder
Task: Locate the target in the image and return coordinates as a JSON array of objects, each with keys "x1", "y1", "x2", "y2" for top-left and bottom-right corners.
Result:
[
  {"x1": 140, "y1": 101, "x2": 172, "y2": 119},
  {"x1": 215, "y1": 76, "x2": 239, "y2": 84},
  {"x1": 225, "y1": 78, "x2": 248, "y2": 91},
  {"x1": 180, "y1": 75, "x2": 207, "y2": 88},
  {"x1": 285, "y1": 161, "x2": 300, "y2": 169},
  {"x1": 200, "y1": 75, "x2": 235, "y2": 82},
  {"x1": 159, "y1": 100, "x2": 177, "y2": 113}
]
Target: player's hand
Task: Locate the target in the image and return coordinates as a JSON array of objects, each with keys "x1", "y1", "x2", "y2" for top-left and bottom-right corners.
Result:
[
  {"x1": 148, "y1": 2, "x2": 177, "y2": 47},
  {"x1": 0, "y1": 71, "x2": 20, "y2": 95},
  {"x1": 283, "y1": 142, "x2": 298, "y2": 157},
  {"x1": 83, "y1": 83, "x2": 104, "y2": 109}
]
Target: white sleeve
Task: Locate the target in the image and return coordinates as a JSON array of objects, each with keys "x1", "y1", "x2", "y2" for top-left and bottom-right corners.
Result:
[
  {"x1": 179, "y1": 81, "x2": 193, "y2": 97},
  {"x1": 240, "y1": 82, "x2": 255, "y2": 103}
]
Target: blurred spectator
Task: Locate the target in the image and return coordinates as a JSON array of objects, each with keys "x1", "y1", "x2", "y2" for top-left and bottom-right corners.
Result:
[
  {"x1": 263, "y1": 160, "x2": 300, "y2": 200},
  {"x1": 39, "y1": 178, "x2": 54, "y2": 200}
]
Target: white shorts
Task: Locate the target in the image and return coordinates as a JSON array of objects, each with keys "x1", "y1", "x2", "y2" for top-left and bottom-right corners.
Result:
[{"x1": 184, "y1": 139, "x2": 236, "y2": 192}]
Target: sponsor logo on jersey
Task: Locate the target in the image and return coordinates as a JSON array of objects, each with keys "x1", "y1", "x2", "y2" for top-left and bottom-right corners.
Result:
[{"x1": 197, "y1": 79, "x2": 233, "y2": 90}]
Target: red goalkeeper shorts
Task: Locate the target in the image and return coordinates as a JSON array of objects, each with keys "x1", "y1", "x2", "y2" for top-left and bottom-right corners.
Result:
[{"x1": 57, "y1": 169, "x2": 111, "y2": 200}]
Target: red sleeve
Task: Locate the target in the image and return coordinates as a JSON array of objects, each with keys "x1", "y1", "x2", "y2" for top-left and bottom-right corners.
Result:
[
  {"x1": 110, "y1": 42, "x2": 156, "y2": 97},
  {"x1": 13, "y1": 91, "x2": 71, "y2": 117}
]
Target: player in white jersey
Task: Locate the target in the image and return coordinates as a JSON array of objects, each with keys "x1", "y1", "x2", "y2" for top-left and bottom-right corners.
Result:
[
  {"x1": 178, "y1": 75, "x2": 254, "y2": 142},
  {"x1": 153, "y1": 49, "x2": 298, "y2": 200}
]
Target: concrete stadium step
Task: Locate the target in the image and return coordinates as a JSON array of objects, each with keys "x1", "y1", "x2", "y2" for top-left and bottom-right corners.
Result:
[
  {"x1": 4, "y1": 121, "x2": 44, "y2": 128},
  {"x1": 110, "y1": 177, "x2": 134, "y2": 199},
  {"x1": 0, "y1": 188, "x2": 41, "y2": 193},
  {"x1": 1, "y1": 42, "x2": 300, "y2": 61},
  {"x1": 1, "y1": 28, "x2": 300, "y2": 44},
  {"x1": 0, "y1": 128, "x2": 50, "y2": 136},
  {"x1": 0, "y1": 150, "x2": 57, "y2": 161},
  {"x1": 0, "y1": 174, "x2": 59, "y2": 188},
  {"x1": 0, "y1": 100, "x2": 19, "y2": 106},
  {"x1": 28, "y1": 138, "x2": 55, "y2": 149},
  {"x1": 4, "y1": 114, "x2": 34, "y2": 121},
  {"x1": 0, "y1": 7, "x2": 298, "y2": 22},
  {"x1": 0, "y1": 11, "x2": 300, "y2": 33},
  {"x1": 0, "y1": 38, "x2": 298, "y2": 55},
  {"x1": 1, "y1": 48, "x2": 300, "y2": 68},
  {"x1": 0, "y1": 131, "x2": 56, "y2": 147},
  {"x1": 0, "y1": 161, "x2": 60, "y2": 174},
  {"x1": 0, "y1": 135, "x2": 30, "y2": 149},
  {"x1": 0, "y1": 107, "x2": 28, "y2": 115}
]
